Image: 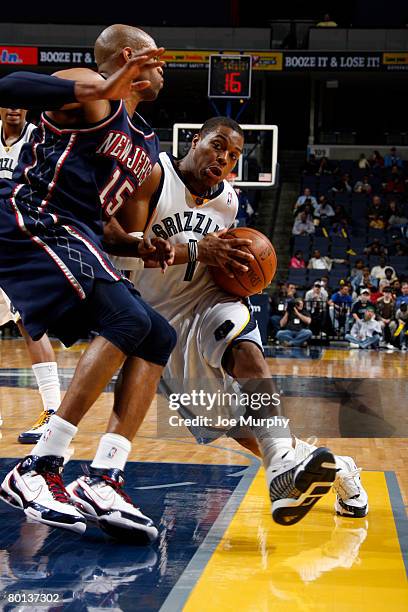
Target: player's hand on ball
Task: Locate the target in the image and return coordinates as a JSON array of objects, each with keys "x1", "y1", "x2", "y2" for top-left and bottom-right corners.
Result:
[
  {"x1": 138, "y1": 237, "x2": 174, "y2": 271},
  {"x1": 198, "y1": 230, "x2": 254, "y2": 278}
]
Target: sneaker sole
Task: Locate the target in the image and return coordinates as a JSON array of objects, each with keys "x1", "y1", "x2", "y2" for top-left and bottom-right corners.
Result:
[
  {"x1": 271, "y1": 448, "x2": 337, "y2": 526},
  {"x1": 335, "y1": 499, "x2": 369, "y2": 518},
  {"x1": 0, "y1": 480, "x2": 86, "y2": 535}
]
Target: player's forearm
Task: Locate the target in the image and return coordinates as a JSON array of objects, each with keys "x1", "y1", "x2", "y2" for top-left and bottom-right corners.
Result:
[
  {"x1": 103, "y1": 218, "x2": 141, "y2": 256},
  {"x1": 0, "y1": 72, "x2": 77, "y2": 110},
  {"x1": 172, "y1": 244, "x2": 189, "y2": 264}
]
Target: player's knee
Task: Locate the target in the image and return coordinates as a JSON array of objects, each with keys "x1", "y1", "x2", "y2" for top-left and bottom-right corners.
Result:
[
  {"x1": 225, "y1": 341, "x2": 268, "y2": 378},
  {"x1": 152, "y1": 315, "x2": 177, "y2": 355},
  {"x1": 102, "y1": 308, "x2": 152, "y2": 356}
]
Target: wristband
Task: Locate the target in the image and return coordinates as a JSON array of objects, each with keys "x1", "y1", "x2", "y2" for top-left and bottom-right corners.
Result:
[{"x1": 188, "y1": 240, "x2": 198, "y2": 262}]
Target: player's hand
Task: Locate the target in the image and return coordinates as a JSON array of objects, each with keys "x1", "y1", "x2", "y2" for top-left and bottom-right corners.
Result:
[
  {"x1": 75, "y1": 48, "x2": 165, "y2": 102},
  {"x1": 197, "y1": 230, "x2": 254, "y2": 278},
  {"x1": 138, "y1": 236, "x2": 174, "y2": 271}
]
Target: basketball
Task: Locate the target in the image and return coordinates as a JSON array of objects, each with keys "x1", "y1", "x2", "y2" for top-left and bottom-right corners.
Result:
[{"x1": 210, "y1": 227, "x2": 278, "y2": 297}]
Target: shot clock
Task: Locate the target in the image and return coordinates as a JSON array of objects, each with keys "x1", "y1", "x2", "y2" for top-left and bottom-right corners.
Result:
[{"x1": 208, "y1": 55, "x2": 252, "y2": 99}]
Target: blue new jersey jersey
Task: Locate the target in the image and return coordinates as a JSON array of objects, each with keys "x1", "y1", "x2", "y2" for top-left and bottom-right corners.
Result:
[{"x1": 0, "y1": 100, "x2": 160, "y2": 340}]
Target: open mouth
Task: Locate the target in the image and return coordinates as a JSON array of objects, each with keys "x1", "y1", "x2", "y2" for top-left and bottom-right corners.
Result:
[{"x1": 206, "y1": 165, "x2": 222, "y2": 179}]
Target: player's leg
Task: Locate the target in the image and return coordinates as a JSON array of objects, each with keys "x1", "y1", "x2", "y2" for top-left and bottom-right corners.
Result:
[
  {"x1": 225, "y1": 340, "x2": 368, "y2": 519},
  {"x1": 0, "y1": 281, "x2": 176, "y2": 538},
  {"x1": 65, "y1": 294, "x2": 176, "y2": 543},
  {"x1": 16, "y1": 322, "x2": 61, "y2": 444}
]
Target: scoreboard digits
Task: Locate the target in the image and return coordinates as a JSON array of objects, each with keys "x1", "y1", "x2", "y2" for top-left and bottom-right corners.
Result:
[{"x1": 208, "y1": 55, "x2": 252, "y2": 99}]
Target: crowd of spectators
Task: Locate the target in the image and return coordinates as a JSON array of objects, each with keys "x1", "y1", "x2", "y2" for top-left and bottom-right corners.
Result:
[{"x1": 278, "y1": 147, "x2": 408, "y2": 350}]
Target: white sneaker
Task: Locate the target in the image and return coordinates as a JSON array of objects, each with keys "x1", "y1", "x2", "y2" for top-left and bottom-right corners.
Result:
[
  {"x1": 349, "y1": 342, "x2": 360, "y2": 349},
  {"x1": 18, "y1": 409, "x2": 56, "y2": 445},
  {"x1": 0, "y1": 455, "x2": 86, "y2": 534},
  {"x1": 266, "y1": 447, "x2": 336, "y2": 526},
  {"x1": 66, "y1": 466, "x2": 158, "y2": 544},
  {"x1": 294, "y1": 438, "x2": 368, "y2": 518}
]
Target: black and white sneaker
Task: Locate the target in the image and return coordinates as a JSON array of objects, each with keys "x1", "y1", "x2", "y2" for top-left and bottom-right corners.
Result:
[
  {"x1": 0, "y1": 455, "x2": 86, "y2": 534},
  {"x1": 18, "y1": 409, "x2": 55, "y2": 444},
  {"x1": 66, "y1": 466, "x2": 158, "y2": 545},
  {"x1": 267, "y1": 447, "x2": 337, "y2": 526}
]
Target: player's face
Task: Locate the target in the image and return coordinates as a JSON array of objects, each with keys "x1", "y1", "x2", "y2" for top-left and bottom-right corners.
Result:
[
  {"x1": 193, "y1": 126, "x2": 244, "y2": 188},
  {"x1": 135, "y1": 40, "x2": 164, "y2": 101},
  {"x1": 0, "y1": 108, "x2": 27, "y2": 127}
]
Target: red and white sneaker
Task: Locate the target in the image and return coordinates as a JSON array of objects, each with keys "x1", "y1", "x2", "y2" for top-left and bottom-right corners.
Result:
[
  {"x1": 66, "y1": 466, "x2": 158, "y2": 544},
  {"x1": 0, "y1": 455, "x2": 86, "y2": 534},
  {"x1": 294, "y1": 438, "x2": 368, "y2": 518}
]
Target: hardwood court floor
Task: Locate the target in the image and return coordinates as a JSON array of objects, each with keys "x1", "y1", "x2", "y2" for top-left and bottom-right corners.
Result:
[
  {"x1": 0, "y1": 339, "x2": 407, "y2": 502},
  {"x1": 0, "y1": 339, "x2": 407, "y2": 611}
]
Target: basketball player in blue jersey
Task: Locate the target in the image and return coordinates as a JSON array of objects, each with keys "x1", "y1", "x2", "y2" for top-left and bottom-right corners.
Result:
[
  {"x1": 108, "y1": 116, "x2": 368, "y2": 524},
  {"x1": 0, "y1": 24, "x2": 178, "y2": 542},
  {"x1": 0, "y1": 107, "x2": 61, "y2": 442}
]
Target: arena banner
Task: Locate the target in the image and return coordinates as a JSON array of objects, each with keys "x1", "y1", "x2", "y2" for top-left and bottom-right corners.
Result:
[
  {"x1": 249, "y1": 293, "x2": 270, "y2": 345},
  {"x1": 0, "y1": 46, "x2": 38, "y2": 65},
  {"x1": 39, "y1": 47, "x2": 95, "y2": 66},
  {"x1": 382, "y1": 52, "x2": 408, "y2": 71},
  {"x1": 284, "y1": 52, "x2": 382, "y2": 71},
  {"x1": 36, "y1": 47, "x2": 282, "y2": 70}
]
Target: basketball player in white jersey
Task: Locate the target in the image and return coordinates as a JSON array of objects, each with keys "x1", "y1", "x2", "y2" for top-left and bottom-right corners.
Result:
[
  {"x1": 108, "y1": 117, "x2": 368, "y2": 524},
  {"x1": 0, "y1": 108, "x2": 61, "y2": 441}
]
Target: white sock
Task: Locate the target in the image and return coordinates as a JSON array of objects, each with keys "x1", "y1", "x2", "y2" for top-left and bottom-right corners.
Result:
[
  {"x1": 91, "y1": 433, "x2": 131, "y2": 472},
  {"x1": 253, "y1": 433, "x2": 294, "y2": 469},
  {"x1": 32, "y1": 362, "x2": 61, "y2": 412},
  {"x1": 32, "y1": 414, "x2": 77, "y2": 458}
]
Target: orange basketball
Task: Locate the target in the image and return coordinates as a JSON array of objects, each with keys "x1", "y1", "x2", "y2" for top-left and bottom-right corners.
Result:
[{"x1": 210, "y1": 227, "x2": 278, "y2": 297}]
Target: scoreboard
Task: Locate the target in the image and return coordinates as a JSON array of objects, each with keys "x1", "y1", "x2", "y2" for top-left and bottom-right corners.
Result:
[{"x1": 208, "y1": 55, "x2": 252, "y2": 99}]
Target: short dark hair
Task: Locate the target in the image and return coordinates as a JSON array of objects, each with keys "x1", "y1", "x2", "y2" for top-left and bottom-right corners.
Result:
[{"x1": 199, "y1": 116, "x2": 244, "y2": 139}]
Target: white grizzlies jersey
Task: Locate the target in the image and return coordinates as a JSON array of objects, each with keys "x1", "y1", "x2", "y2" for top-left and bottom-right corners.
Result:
[
  {"x1": 0, "y1": 121, "x2": 36, "y2": 179},
  {"x1": 131, "y1": 152, "x2": 238, "y2": 318}
]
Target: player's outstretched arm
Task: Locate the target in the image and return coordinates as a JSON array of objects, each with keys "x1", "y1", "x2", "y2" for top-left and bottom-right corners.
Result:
[{"x1": 0, "y1": 47, "x2": 164, "y2": 122}]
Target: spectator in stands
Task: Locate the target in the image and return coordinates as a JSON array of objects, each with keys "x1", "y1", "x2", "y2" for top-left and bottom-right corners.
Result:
[
  {"x1": 276, "y1": 298, "x2": 313, "y2": 347},
  {"x1": 345, "y1": 307, "x2": 382, "y2": 349},
  {"x1": 369, "y1": 214, "x2": 386, "y2": 230},
  {"x1": 389, "y1": 238, "x2": 408, "y2": 256},
  {"x1": 269, "y1": 282, "x2": 297, "y2": 337},
  {"x1": 332, "y1": 204, "x2": 350, "y2": 226},
  {"x1": 369, "y1": 284, "x2": 382, "y2": 304},
  {"x1": 367, "y1": 195, "x2": 386, "y2": 225},
  {"x1": 316, "y1": 195, "x2": 335, "y2": 219},
  {"x1": 383, "y1": 169, "x2": 405, "y2": 196},
  {"x1": 320, "y1": 274, "x2": 331, "y2": 295},
  {"x1": 351, "y1": 289, "x2": 373, "y2": 324},
  {"x1": 396, "y1": 282, "x2": 408, "y2": 309},
  {"x1": 391, "y1": 278, "x2": 402, "y2": 297},
  {"x1": 370, "y1": 150, "x2": 384, "y2": 170},
  {"x1": 302, "y1": 154, "x2": 319, "y2": 175},
  {"x1": 316, "y1": 156, "x2": 336, "y2": 176},
  {"x1": 351, "y1": 258, "x2": 365, "y2": 279},
  {"x1": 376, "y1": 286, "x2": 396, "y2": 347},
  {"x1": 357, "y1": 153, "x2": 370, "y2": 170},
  {"x1": 384, "y1": 147, "x2": 403, "y2": 169},
  {"x1": 329, "y1": 284, "x2": 353, "y2": 332},
  {"x1": 364, "y1": 238, "x2": 388, "y2": 257},
  {"x1": 352, "y1": 265, "x2": 378, "y2": 294},
  {"x1": 295, "y1": 187, "x2": 318, "y2": 210},
  {"x1": 371, "y1": 258, "x2": 396, "y2": 282},
  {"x1": 308, "y1": 248, "x2": 346, "y2": 271},
  {"x1": 305, "y1": 280, "x2": 329, "y2": 303},
  {"x1": 390, "y1": 302, "x2": 408, "y2": 351},
  {"x1": 305, "y1": 281, "x2": 329, "y2": 336},
  {"x1": 292, "y1": 211, "x2": 315, "y2": 235},
  {"x1": 353, "y1": 175, "x2": 372, "y2": 194},
  {"x1": 386, "y1": 200, "x2": 408, "y2": 227},
  {"x1": 290, "y1": 250, "x2": 307, "y2": 269},
  {"x1": 316, "y1": 13, "x2": 338, "y2": 27},
  {"x1": 331, "y1": 173, "x2": 352, "y2": 194}
]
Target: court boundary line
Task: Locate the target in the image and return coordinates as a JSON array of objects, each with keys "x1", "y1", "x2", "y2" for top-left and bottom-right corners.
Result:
[
  {"x1": 159, "y1": 448, "x2": 260, "y2": 612},
  {"x1": 385, "y1": 471, "x2": 408, "y2": 577}
]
